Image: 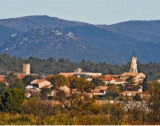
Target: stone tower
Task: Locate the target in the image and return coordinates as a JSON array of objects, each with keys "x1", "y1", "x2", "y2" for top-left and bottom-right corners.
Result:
[
  {"x1": 130, "y1": 57, "x2": 138, "y2": 73},
  {"x1": 23, "y1": 64, "x2": 30, "y2": 75}
]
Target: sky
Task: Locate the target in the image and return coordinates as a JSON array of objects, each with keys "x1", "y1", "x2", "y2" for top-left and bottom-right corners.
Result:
[{"x1": 0, "y1": 0, "x2": 160, "y2": 25}]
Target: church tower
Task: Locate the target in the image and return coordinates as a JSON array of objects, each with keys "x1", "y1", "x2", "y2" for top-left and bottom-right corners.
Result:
[
  {"x1": 130, "y1": 56, "x2": 138, "y2": 73},
  {"x1": 23, "y1": 64, "x2": 30, "y2": 75}
]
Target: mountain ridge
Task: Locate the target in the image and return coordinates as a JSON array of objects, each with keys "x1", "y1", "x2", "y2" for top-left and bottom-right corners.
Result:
[{"x1": 0, "y1": 15, "x2": 160, "y2": 64}]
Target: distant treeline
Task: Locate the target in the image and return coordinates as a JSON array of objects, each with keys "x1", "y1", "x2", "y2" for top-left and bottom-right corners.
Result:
[{"x1": 0, "y1": 54, "x2": 160, "y2": 81}]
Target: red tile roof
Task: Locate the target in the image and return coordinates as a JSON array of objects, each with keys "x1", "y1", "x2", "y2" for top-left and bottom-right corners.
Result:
[
  {"x1": 95, "y1": 86, "x2": 108, "y2": 91},
  {"x1": 91, "y1": 90, "x2": 101, "y2": 93},
  {"x1": 31, "y1": 79, "x2": 47, "y2": 84},
  {"x1": 0, "y1": 75, "x2": 6, "y2": 82},
  {"x1": 59, "y1": 72, "x2": 73, "y2": 77},
  {"x1": 101, "y1": 76, "x2": 112, "y2": 81},
  {"x1": 18, "y1": 74, "x2": 25, "y2": 80}
]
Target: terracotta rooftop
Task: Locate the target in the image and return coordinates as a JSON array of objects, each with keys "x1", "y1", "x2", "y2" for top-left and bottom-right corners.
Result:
[
  {"x1": 120, "y1": 91, "x2": 139, "y2": 95},
  {"x1": 0, "y1": 75, "x2": 6, "y2": 82},
  {"x1": 113, "y1": 78, "x2": 126, "y2": 82},
  {"x1": 91, "y1": 90, "x2": 101, "y2": 93},
  {"x1": 95, "y1": 86, "x2": 108, "y2": 91},
  {"x1": 121, "y1": 72, "x2": 139, "y2": 77},
  {"x1": 31, "y1": 79, "x2": 48, "y2": 84},
  {"x1": 18, "y1": 74, "x2": 25, "y2": 80},
  {"x1": 101, "y1": 75, "x2": 112, "y2": 81},
  {"x1": 59, "y1": 72, "x2": 73, "y2": 77}
]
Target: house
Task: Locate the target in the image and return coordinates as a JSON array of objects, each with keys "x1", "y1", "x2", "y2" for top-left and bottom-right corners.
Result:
[
  {"x1": 0, "y1": 75, "x2": 9, "y2": 86},
  {"x1": 59, "y1": 68, "x2": 102, "y2": 78},
  {"x1": 101, "y1": 75, "x2": 126, "y2": 85},
  {"x1": 120, "y1": 90, "x2": 150, "y2": 99},
  {"x1": 121, "y1": 72, "x2": 145, "y2": 84},
  {"x1": 94, "y1": 86, "x2": 108, "y2": 91},
  {"x1": 120, "y1": 91, "x2": 139, "y2": 97},
  {"x1": 59, "y1": 85, "x2": 70, "y2": 94},
  {"x1": 138, "y1": 92, "x2": 150, "y2": 99},
  {"x1": 0, "y1": 75, "x2": 6, "y2": 83},
  {"x1": 31, "y1": 79, "x2": 52, "y2": 89},
  {"x1": 26, "y1": 85, "x2": 33, "y2": 89},
  {"x1": 101, "y1": 75, "x2": 113, "y2": 85},
  {"x1": 157, "y1": 79, "x2": 160, "y2": 83},
  {"x1": 91, "y1": 86, "x2": 108, "y2": 96},
  {"x1": 59, "y1": 72, "x2": 74, "y2": 77}
]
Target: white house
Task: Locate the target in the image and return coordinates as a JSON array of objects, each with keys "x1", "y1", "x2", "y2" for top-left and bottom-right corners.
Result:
[{"x1": 31, "y1": 79, "x2": 52, "y2": 89}]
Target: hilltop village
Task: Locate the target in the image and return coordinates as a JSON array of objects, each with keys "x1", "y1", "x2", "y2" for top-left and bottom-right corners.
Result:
[
  {"x1": 0, "y1": 55, "x2": 159, "y2": 125},
  {"x1": 0, "y1": 56, "x2": 150, "y2": 100}
]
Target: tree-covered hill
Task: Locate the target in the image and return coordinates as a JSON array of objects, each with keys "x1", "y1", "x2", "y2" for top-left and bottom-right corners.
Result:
[{"x1": 0, "y1": 16, "x2": 160, "y2": 64}]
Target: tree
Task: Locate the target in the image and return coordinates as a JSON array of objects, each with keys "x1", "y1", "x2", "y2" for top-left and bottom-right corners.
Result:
[
  {"x1": 148, "y1": 81, "x2": 160, "y2": 122},
  {"x1": 91, "y1": 78, "x2": 105, "y2": 87},
  {"x1": 0, "y1": 82, "x2": 8, "y2": 95},
  {"x1": 47, "y1": 57, "x2": 55, "y2": 62},
  {"x1": 110, "y1": 103, "x2": 124, "y2": 124},
  {"x1": 9, "y1": 79, "x2": 25, "y2": 91},
  {"x1": 142, "y1": 75, "x2": 148, "y2": 91},
  {"x1": 81, "y1": 59, "x2": 86, "y2": 64},
  {"x1": 40, "y1": 87, "x2": 51, "y2": 99},
  {"x1": 0, "y1": 88, "x2": 25, "y2": 111},
  {"x1": 58, "y1": 58, "x2": 65, "y2": 63},
  {"x1": 126, "y1": 76, "x2": 135, "y2": 90},
  {"x1": 6, "y1": 72, "x2": 18, "y2": 84},
  {"x1": 133, "y1": 94, "x2": 142, "y2": 101},
  {"x1": 107, "y1": 85, "x2": 120, "y2": 99},
  {"x1": 55, "y1": 77, "x2": 95, "y2": 118},
  {"x1": 47, "y1": 75, "x2": 70, "y2": 88},
  {"x1": 22, "y1": 75, "x2": 36, "y2": 85},
  {"x1": 21, "y1": 97, "x2": 57, "y2": 121}
]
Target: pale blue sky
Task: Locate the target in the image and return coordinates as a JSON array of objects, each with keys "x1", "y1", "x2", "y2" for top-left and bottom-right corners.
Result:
[{"x1": 0, "y1": 0, "x2": 160, "y2": 25}]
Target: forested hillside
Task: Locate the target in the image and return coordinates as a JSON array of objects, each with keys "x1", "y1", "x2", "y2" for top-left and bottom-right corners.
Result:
[
  {"x1": 0, "y1": 16, "x2": 160, "y2": 64},
  {"x1": 0, "y1": 54, "x2": 159, "y2": 81}
]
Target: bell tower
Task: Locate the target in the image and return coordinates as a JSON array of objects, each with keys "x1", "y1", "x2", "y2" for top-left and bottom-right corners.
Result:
[
  {"x1": 23, "y1": 64, "x2": 30, "y2": 75},
  {"x1": 130, "y1": 56, "x2": 138, "y2": 73}
]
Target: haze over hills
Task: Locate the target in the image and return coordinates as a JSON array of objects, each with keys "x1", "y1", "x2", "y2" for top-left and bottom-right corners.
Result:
[{"x1": 0, "y1": 15, "x2": 160, "y2": 64}]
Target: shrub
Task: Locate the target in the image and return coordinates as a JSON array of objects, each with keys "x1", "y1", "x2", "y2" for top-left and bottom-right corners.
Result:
[
  {"x1": 21, "y1": 98, "x2": 59, "y2": 119},
  {"x1": 0, "y1": 88, "x2": 25, "y2": 112}
]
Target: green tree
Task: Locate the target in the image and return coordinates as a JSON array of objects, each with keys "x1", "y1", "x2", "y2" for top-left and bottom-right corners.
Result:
[
  {"x1": 148, "y1": 81, "x2": 160, "y2": 122},
  {"x1": 22, "y1": 75, "x2": 36, "y2": 85},
  {"x1": 142, "y1": 75, "x2": 148, "y2": 91},
  {"x1": 133, "y1": 94, "x2": 142, "y2": 101},
  {"x1": 56, "y1": 77, "x2": 95, "y2": 118},
  {"x1": 47, "y1": 75, "x2": 70, "y2": 88},
  {"x1": 47, "y1": 57, "x2": 55, "y2": 62},
  {"x1": 41, "y1": 87, "x2": 51, "y2": 96},
  {"x1": 21, "y1": 97, "x2": 57, "y2": 119},
  {"x1": 107, "y1": 85, "x2": 120, "y2": 99},
  {"x1": 40, "y1": 87, "x2": 51, "y2": 99},
  {"x1": 0, "y1": 82, "x2": 8, "y2": 94},
  {"x1": 6, "y1": 72, "x2": 18, "y2": 84},
  {"x1": 91, "y1": 78, "x2": 105, "y2": 87},
  {"x1": 126, "y1": 76, "x2": 135, "y2": 90},
  {"x1": 0, "y1": 88, "x2": 25, "y2": 111},
  {"x1": 110, "y1": 103, "x2": 124, "y2": 124},
  {"x1": 58, "y1": 57, "x2": 65, "y2": 63},
  {"x1": 9, "y1": 79, "x2": 25, "y2": 91}
]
